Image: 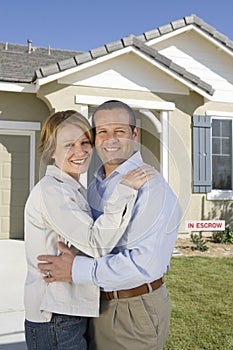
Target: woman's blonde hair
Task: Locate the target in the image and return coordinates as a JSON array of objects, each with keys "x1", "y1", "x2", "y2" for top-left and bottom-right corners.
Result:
[{"x1": 40, "y1": 110, "x2": 93, "y2": 165}]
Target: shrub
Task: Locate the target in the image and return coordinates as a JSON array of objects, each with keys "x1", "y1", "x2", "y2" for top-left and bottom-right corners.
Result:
[
  {"x1": 190, "y1": 233, "x2": 209, "y2": 252},
  {"x1": 212, "y1": 226, "x2": 233, "y2": 244}
]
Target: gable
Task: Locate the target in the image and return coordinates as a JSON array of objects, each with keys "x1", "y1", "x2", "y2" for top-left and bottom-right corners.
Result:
[
  {"x1": 148, "y1": 30, "x2": 233, "y2": 102},
  {"x1": 58, "y1": 51, "x2": 189, "y2": 95},
  {"x1": 35, "y1": 34, "x2": 214, "y2": 99}
]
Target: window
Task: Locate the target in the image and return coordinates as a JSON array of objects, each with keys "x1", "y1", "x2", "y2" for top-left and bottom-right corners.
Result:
[
  {"x1": 192, "y1": 115, "x2": 233, "y2": 200},
  {"x1": 212, "y1": 119, "x2": 232, "y2": 190}
]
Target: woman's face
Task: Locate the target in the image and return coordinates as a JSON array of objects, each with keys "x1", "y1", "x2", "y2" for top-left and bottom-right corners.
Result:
[{"x1": 53, "y1": 124, "x2": 92, "y2": 180}]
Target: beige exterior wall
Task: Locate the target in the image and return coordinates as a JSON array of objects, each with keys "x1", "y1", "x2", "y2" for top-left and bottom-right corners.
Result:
[
  {"x1": 166, "y1": 92, "x2": 203, "y2": 232},
  {"x1": 0, "y1": 91, "x2": 49, "y2": 122},
  {"x1": 38, "y1": 82, "x2": 167, "y2": 111},
  {"x1": 168, "y1": 95, "x2": 233, "y2": 232}
]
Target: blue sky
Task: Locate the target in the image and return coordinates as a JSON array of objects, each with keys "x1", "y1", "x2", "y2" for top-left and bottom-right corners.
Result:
[{"x1": 1, "y1": 0, "x2": 233, "y2": 52}]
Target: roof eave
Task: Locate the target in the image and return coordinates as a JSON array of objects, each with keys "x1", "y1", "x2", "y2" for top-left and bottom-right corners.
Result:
[{"x1": 0, "y1": 81, "x2": 38, "y2": 93}]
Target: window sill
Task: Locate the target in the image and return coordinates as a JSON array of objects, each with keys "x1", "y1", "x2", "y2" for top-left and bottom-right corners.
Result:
[{"x1": 207, "y1": 190, "x2": 233, "y2": 201}]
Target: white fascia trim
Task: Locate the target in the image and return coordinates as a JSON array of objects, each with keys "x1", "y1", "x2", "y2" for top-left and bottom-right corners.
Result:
[
  {"x1": 37, "y1": 47, "x2": 134, "y2": 86},
  {"x1": 206, "y1": 110, "x2": 233, "y2": 117},
  {"x1": 75, "y1": 95, "x2": 175, "y2": 111},
  {"x1": 0, "y1": 120, "x2": 41, "y2": 130},
  {"x1": 131, "y1": 48, "x2": 214, "y2": 100},
  {"x1": 0, "y1": 82, "x2": 37, "y2": 93}
]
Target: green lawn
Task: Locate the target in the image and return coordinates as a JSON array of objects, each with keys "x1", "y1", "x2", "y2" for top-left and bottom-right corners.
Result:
[{"x1": 163, "y1": 257, "x2": 233, "y2": 350}]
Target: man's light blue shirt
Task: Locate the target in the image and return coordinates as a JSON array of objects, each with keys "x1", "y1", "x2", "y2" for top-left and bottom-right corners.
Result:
[{"x1": 72, "y1": 151, "x2": 182, "y2": 291}]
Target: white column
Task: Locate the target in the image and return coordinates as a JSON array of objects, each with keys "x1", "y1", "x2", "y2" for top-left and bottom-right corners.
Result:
[
  {"x1": 79, "y1": 105, "x2": 89, "y2": 119},
  {"x1": 79, "y1": 105, "x2": 89, "y2": 187},
  {"x1": 160, "y1": 111, "x2": 169, "y2": 183}
]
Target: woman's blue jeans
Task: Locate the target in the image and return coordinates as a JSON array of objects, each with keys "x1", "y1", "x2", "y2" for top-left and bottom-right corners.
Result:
[{"x1": 25, "y1": 313, "x2": 87, "y2": 350}]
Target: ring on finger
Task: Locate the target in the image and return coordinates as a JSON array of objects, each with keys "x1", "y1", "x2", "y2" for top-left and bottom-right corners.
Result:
[{"x1": 47, "y1": 270, "x2": 52, "y2": 279}]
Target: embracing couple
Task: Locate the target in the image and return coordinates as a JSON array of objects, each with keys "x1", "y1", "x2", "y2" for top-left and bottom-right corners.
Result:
[{"x1": 24, "y1": 100, "x2": 182, "y2": 350}]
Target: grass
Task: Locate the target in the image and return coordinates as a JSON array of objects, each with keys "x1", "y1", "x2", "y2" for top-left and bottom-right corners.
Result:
[{"x1": 163, "y1": 257, "x2": 233, "y2": 350}]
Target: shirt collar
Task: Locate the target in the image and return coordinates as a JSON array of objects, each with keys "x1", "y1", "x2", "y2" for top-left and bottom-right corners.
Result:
[
  {"x1": 94, "y1": 151, "x2": 144, "y2": 181},
  {"x1": 45, "y1": 165, "x2": 82, "y2": 190}
]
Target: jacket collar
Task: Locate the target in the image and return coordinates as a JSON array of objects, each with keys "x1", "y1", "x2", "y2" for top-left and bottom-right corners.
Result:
[{"x1": 45, "y1": 165, "x2": 82, "y2": 191}]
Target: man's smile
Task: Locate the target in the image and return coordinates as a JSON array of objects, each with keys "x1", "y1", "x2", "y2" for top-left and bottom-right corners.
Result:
[{"x1": 103, "y1": 146, "x2": 121, "y2": 152}]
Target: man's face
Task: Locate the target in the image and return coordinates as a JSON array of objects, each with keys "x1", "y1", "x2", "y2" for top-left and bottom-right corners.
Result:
[{"x1": 94, "y1": 108, "x2": 138, "y2": 172}]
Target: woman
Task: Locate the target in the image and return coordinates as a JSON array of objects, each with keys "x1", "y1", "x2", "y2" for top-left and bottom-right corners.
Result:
[{"x1": 24, "y1": 110, "x2": 155, "y2": 350}]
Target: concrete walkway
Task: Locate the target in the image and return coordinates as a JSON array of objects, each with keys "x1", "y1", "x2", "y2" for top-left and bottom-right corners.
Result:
[{"x1": 0, "y1": 240, "x2": 27, "y2": 349}]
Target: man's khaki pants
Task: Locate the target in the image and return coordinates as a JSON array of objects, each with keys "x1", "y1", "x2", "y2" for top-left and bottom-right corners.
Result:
[{"x1": 88, "y1": 283, "x2": 171, "y2": 350}]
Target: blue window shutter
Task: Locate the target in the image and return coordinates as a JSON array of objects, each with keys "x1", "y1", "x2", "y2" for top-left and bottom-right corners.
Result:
[{"x1": 193, "y1": 115, "x2": 212, "y2": 193}]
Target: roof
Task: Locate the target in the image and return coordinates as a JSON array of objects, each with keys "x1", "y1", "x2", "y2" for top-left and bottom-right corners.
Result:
[
  {"x1": 0, "y1": 41, "x2": 81, "y2": 83},
  {"x1": 137, "y1": 14, "x2": 233, "y2": 50},
  {"x1": 1, "y1": 14, "x2": 233, "y2": 95}
]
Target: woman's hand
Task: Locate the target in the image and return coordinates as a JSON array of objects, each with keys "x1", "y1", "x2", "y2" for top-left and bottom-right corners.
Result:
[
  {"x1": 38, "y1": 242, "x2": 75, "y2": 283},
  {"x1": 120, "y1": 165, "x2": 156, "y2": 190}
]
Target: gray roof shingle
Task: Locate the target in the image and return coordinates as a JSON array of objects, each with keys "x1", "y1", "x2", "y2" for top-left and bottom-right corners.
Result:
[
  {"x1": 140, "y1": 14, "x2": 233, "y2": 49},
  {"x1": 0, "y1": 42, "x2": 82, "y2": 83}
]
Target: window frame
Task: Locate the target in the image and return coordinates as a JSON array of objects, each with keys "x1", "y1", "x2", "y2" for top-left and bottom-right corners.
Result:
[{"x1": 207, "y1": 115, "x2": 233, "y2": 201}]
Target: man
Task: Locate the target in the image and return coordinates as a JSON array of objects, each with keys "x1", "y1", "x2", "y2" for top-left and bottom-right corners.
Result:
[{"x1": 38, "y1": 100, "x2": 182, "y2": 350}]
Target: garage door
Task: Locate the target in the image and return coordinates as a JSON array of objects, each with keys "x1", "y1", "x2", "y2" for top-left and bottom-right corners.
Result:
[{"x1": 0, "y1": 135, "x2": 30, "y2": 240}]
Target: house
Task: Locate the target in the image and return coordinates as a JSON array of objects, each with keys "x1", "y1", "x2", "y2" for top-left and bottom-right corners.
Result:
[{"x1": 1, "y1": 14, "x2": 233, "y2": 240}]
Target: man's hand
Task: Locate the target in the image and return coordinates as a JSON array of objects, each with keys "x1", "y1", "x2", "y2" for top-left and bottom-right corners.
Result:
[{"x1": 38, "y1": 242, "x2": 75, "y2": 283}]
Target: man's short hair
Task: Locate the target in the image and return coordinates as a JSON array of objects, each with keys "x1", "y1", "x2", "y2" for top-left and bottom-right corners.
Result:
[{"x1": 92, "y1": 100, "x2": 136, "y2": 132}]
